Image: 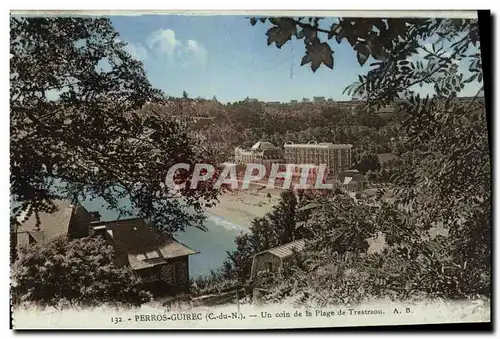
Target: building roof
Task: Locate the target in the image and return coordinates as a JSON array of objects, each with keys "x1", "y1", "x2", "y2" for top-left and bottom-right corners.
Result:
[
  {"x1": 16, "y1": 232, "x2": 32, "y2": 248},
  {"x1": 99, "y1": 218, "x2": 199, "y2": 270},
  {"x1": 338, "y1": 171, "x2": 366, "y2": 183},
  {"x1": 251, "y1": 141, "x2": 277, "y2": 151},
  {"x1": 284, "y1": 143, "x2": 352, "y2": 149},
  {"x1": 15, "y1": 199, "x2": 78, "y2": 245},
  {"x1": 256, "y1": 239, "x2": 306, "y2": 260},
  {"x1": 343, "y1": 177, "x2": 353, "y2": 185}
]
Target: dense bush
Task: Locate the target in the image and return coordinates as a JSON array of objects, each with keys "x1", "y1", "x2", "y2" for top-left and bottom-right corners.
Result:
[
  {"x1": 257, "y1": 96, "x2": 490, "y2": 304},
  {"x1": 11, "y1": 235, "x2": 152, "y2": 307},
  {"x1": 231, "y1": 16, "x2": 490, "y2": 306},
  {"x1": 204, "y1": 98, "x2": 490, "y2": 302}
]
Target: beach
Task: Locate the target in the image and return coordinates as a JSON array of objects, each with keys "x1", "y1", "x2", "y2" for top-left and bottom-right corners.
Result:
[
  {"x1": 207, "y1": 187, "x2": 283, "y2": 229},
  {"x1": 206, "y1": 186, "x2": 392, "y2": 256}
]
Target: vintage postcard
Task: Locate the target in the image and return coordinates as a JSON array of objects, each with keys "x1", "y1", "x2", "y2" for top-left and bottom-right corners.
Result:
[{"x1": 10, "y1": 10, "x2": 491, "y2": 330}]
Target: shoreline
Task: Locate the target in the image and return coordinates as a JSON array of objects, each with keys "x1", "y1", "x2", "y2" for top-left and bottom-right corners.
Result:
[
  {"x1": 206, "y1": 187, "x2": 390, "y2": 254},
  {"x1": 206, "y1": 187, "x2": 283, "y2": 229}
]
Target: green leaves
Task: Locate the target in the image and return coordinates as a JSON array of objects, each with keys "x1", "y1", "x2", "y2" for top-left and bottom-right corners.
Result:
[
  {"x1": 265, "y1": 18, "x2": 297, "y2": 49},
  {"x1": 302, "y1": 42, "x2": 334, "y2": 72},
  {"x1": 298, "y1": 202, "x2": 323, "y2": 212},
  {"x1": 249, "y1": 17, "x2": 267, "y2": 26},
  {"x1": 10, "y1": 17, "x2": 220, "y2": 234},
  {"x1": 12, "y1": 236, "x2": 152, "y2": 307},
  {"x1": 300, "y1": 54, "x2": 312, "y2": 66},
  {"x1": 355, "y1": 43, "x2": 370, "y2": 66},
  {"x1": 356, "y1": 52, "x2": 368, "y2": 66},
  {"x1": 256, "y1": 17, "x2": 338, "y2": 73},
  {"x1": 328, "y1": 23, "x2": 342, "y2": 40}
]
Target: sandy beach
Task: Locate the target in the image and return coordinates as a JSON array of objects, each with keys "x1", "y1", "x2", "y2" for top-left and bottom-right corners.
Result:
[
  {"x1": 207, "y1": 187, "x2": 283, "y2": 229},
  {"x1": 206, "y1": 187, "x2": 389, "y2": 254},
  {"x1": 205, "y1": 185, "x2": 446, "y2": 256}
]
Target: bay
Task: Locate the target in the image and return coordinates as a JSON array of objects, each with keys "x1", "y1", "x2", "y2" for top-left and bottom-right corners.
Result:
[{"x1": 79, "y1": 196, "x2": 248, "y2": 278}]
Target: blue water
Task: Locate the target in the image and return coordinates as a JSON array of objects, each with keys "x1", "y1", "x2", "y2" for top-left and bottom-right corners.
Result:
[
  {"x1": 176, "y1": 214, "x2": 248, "y2": 277},
  {"x1": 79, "y1": 197, "x2": 248, "y2": 277}
]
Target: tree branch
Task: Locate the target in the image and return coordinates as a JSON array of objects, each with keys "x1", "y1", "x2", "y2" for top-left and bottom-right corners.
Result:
[{"x1": 292, "y1": 19, "x2": 331, "y2": 35}]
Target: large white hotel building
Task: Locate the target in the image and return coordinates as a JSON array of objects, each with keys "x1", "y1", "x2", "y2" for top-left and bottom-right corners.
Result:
[{"x1": 284, "y1": 141, "x2": 353, "y2": 177}]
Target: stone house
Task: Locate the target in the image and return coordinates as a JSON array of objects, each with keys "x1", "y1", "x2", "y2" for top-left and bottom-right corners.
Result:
[
  {"x1": 90, "y1": 218, "x2": 198, "y2": 294},
  {"x1": 13, "y1": 199, "x2": 100, "y2": 253},
  {"x1": 12, "y1": 199, "x2": 198, "y2": 295}
]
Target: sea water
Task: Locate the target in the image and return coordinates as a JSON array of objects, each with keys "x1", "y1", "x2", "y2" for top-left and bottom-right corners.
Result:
[
  {"x1": 12, "y1": 177, "x2": 248, "y2": 277},
  {"x1": 79, "y1": 197, "x2": 248, "y2": 278}
]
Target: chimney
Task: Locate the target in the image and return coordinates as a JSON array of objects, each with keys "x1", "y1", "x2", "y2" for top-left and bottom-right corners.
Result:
[{"x1": 89, "y1": 211, "x2": 101, "y2": 223}]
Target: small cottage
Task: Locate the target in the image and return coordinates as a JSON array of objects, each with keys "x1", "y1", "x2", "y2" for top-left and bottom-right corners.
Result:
[
  {"x1": 13, "y1": 199, "x2": 100, "y2": 253},
  {"x1": 337, "y1": 170, "x2": 366, "y2": 192},
  {"x1": 250, "y1": 239, "x2": 306, "y2": 280},
  {"x1": 13, "y1": 199, "x2": 199, "y2": 296},
  {"x1": 90, "y1": 218, "x2": 198, "y2": 294}
]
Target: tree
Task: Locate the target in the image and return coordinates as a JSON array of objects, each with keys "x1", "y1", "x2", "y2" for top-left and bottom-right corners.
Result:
[
  {"x1": 252, "y1": 17, "x2": 481, "y2": 103},
  {"x1": 218, "y1": 190, "x2": 316, "y2": 282},
  {"x1": 11, "y1": 235, "x2": 152, "y2": 307},
  {"x1": 252, "y1": 16, "x2": 489, "y2": 300},
  {"x1": 301, "y1": 193, "x2": 379, "y2": 255},
  {"x1": 354, "y1": 152, "x2": 381, "y2": 174},
  {"x1": 385, "y1": 95, "x2": 490, "y2": 297},
  {"x1": 10, "y1": 17, "x2": 219, "y2": 233},
  {"x1": 182, "y1": 90, "x2": 189, "y2": 99}
]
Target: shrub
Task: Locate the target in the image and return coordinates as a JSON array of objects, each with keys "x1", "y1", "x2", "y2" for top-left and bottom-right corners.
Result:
[{"x1": 11, "y1": 235, "x2": 152, "y2": 308}]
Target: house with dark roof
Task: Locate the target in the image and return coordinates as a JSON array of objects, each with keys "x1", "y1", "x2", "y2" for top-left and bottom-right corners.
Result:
[
  {"x1": 250, "y1": 239, "x2": 306, "y2": 280},
  {"x1": 13, "y1": 199, "x2": 100, "y2": 253},
  {"x1": 13, "y1": 199, "x2": 199, "y2": 295},
  {"x1": 90, "y1": 218, "x2": 199, "y2": 294},
  {"x1": 337, "y1": 170, "x2": 367, "y2": 192}
]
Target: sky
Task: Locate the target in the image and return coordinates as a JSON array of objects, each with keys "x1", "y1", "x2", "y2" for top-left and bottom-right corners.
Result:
[{"x1": 109, "y1": 15, "x2": 483, "y2": 104}]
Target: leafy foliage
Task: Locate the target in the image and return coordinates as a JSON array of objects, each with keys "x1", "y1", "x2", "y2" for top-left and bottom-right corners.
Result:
[
  {"x1": 190, "y1": 274, "x2": 239, "y2": 298},
  {"x1": 12, "y1": 15, "x2": 489, "y2": 306},
  {"x1": 10, "y1": 17, "x2": 220, "y2": 233},
  {"x1": 301, "y1": 193, "x2": 380, "y2": 254},
  {"x1": 353, "y1": 152, "x2": 381, "y2": 174},
  {"x1": 11, "y1": 235, "x2": 152, "y2": 307},
  {"x1": 200, "y1": 190, "x2": 317, "y2": 286},
  {"x1": 188, "y1": 99, "x2": 399, "y2": 165},
  {"x1": 252, "y1": 17, "x2": 482, "y2": 107},
  {"x1": 234, "y1": 15, "x2": 490, "y2": 304}
]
